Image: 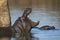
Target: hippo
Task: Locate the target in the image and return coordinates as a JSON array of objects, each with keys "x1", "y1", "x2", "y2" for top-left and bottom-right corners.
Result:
[
  {"x1": 12, "y1": 8, "x2": 39, "y2": 40},
  {"x1": 40, "y1": 25, "x2": 55, "y2": 30}
]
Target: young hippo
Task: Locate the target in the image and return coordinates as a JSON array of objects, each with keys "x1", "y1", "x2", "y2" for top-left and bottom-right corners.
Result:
[
  {"x1": 40, "y1": 25, "x2": 55, "y2": 30},
  {"x1": 12, "y1": 8, "x2": 39, "y2": 40}
]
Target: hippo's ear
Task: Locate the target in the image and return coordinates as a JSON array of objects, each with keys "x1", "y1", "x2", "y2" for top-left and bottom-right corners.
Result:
[{"x1": 31, "y1": 21, "x2": 39, "y2": 27}]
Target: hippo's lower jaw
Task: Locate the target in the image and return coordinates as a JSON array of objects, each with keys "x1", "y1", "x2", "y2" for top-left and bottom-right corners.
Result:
[{"x1": 31, "y1": 21, "x2": 39, "y2": 28}]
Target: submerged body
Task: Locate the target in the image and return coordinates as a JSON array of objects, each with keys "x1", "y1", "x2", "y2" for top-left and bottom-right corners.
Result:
[{"x1": 40, "y1": 25, "x2": 55, "y2": 30}]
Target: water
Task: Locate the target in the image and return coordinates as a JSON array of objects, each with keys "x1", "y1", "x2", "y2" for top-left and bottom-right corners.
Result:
[
  {"x1": 31, "y1": 28, "x2": 60, "y2": 40},
  {"x1": 10, "y1": 28, "x2": 60, "y2": 40}
]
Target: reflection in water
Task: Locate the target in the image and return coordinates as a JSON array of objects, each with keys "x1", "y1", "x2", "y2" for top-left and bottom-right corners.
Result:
[
  {"x1": 0, "y1": 28, "x2": 60, "y2": 40},
  {"x1": 0, "y1": 37, "x2": 39, "y2": 40},
  {"x1": 10, "y1": 37, "x2": 39, "y2": 40}
]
